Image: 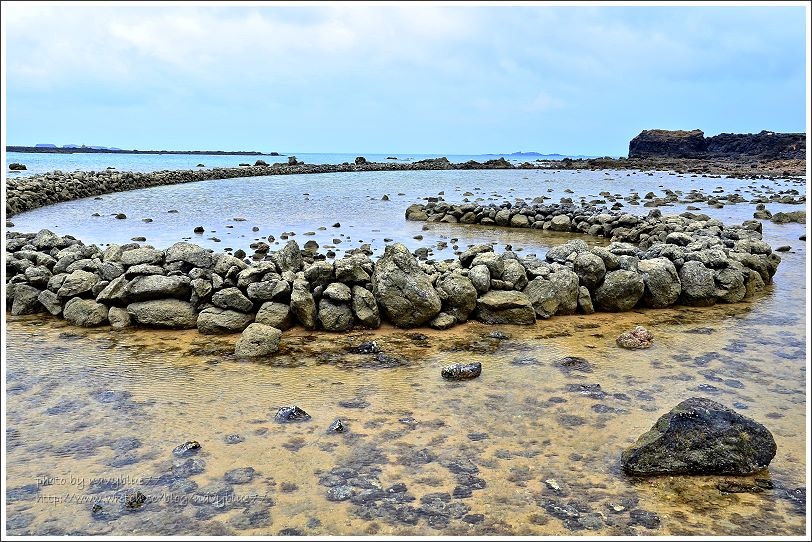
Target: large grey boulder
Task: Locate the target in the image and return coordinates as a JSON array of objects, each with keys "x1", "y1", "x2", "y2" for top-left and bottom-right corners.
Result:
[
  {"x1": 197, "y1": 307, "x2": 253, "y2": 334},
  {"x1": 435, "y1": 273, "x2": 477, "y2": 323},
  {"x1": 108, "y1": 307, "x2": 132, "y2": 329},
  {"x1": 318, "y1": 299, "x2": 354, "y2": 332},
  {"x1": 522, "y1": 268, "x2": 579, "y2": 319},
  {"x1": 546, "y1": 239, "x2": 589, "y2": 264},
  {"x1": 234, "y1": 323, "x2": 282, "y2": 358},
  {"x1": 290, "y1": 279, "x2": 317, "y2": 330},
  {"x1": 165, "y1": 242, "x2": 213, "y2": 268},
  {"x1": 213, "y1": 253, "x2": 248, "y2": 275},
  {"x1": 573, "y1": 252, "x2": 606, "y2": 290},
  {"x1": 334, "y1": 255, "x2": 371, "y2": 283},
  {"x1": 458, "y1": 245, "x2": 493, "y2": 267},
  {"x1": 57, "y1": 269, "x2": 100, "y2": 298},
  {"x1": 275, "y1": 240, "x2": 303, "y2": 273},
  {"x1": 678, "y1": 261, "x2": 717, "y2": 306},
  {"x1": 37, "y1": 289, "x2": 63, "y2": 316},
  {"x1": 32, "y1": 229, "x2": 68, "y2": 250},
  {"x1": 63, "y1": 298, "x2": 109, "y2": 327},
  {"x1": 127, "y1": 300, "x2": 198, "y2": 329},
  {"x1": 11, "y1": 284, "x2": 43, "y2": 315},
  {"x1": 126, "y1": 275, "x2": 191, "y2": 302},
  {"x1": 637, "y1": 258, "x2": 681, "y2": 308},
  {"x1": 549, "y1": 214, "x2": 572, "y2": 232},
  {"x1": 95, "y1": 275, "x2": 130, "y2": 305},
  {"x1": 351, "y1": 286, "x2": 380, "y2": 328},
  {"x1": 120, "y1": 247, "x2": 164, "y2": 267},
  {"x1": 594, "y1": 270, "x2": 644, "y2": 311},
  {"x1": 622, "y1": 398, "x2": 777, "y2": 475},
  {"x1": 468, "y1": 264, "x2": 491, "y2": 293},
  {"x1": 212, "y1": 287, "x2": 253, "y2": 312},
  {"x1": 502, "y1": 259, "x2": 528, "y2": 290},
  {"x1": 470, "y1": 252, "x2": 504, "y2": 279},
  {"x1": 255, "y1": 302, "x2": 293, "y2": 330},
  {"x1": 323, "y1": 282, "x2": 352, "y2": 302},
  {"x1": 304, "y1": 261, "x2": 334, "y2": 287},
  {"x1": 714, "y1": 267, "x2": 746, "y2": 304},
  {"x1": 371, "y1": 243, "x2": 441, "y2": 327},
  {"x1": 474, "y1": 291, "x2": 536, "y2": 325}
]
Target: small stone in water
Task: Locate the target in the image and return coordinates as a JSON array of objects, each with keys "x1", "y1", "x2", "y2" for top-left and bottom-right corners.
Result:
[
  {"x1": 328, "y1": 419, "x2": 346, "y2": 433},
  {"x1": 441, "y1": 362, "x2": 482, "y2": 380},
  {"x1": 172, "y1": 441, "x2": 201, "y2": 457},
  {"x1": 275, "y1": 406, "x2": 312, "y2": 423}
]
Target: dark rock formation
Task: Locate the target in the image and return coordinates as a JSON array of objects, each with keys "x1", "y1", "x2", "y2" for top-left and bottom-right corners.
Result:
[
  {"x1": 441, "y1": 362, "x2": 482, "y2": 380},
  {"x1": 621, "y1": 397, "x2": 777, "y2": 475},
  {"x1": 629, "y1": 129, "x2": 805, "y2": 160}
]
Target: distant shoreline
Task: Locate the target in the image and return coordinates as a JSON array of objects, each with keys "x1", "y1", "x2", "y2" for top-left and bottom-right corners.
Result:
[{"x1": 6, "y1": 146, "x2": 276, "y2": 156}]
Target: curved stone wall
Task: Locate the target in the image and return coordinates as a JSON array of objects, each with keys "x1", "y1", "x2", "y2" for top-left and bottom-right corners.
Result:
[{"x1": 6, "y1": 200, "x2": 780, "y2": 356}]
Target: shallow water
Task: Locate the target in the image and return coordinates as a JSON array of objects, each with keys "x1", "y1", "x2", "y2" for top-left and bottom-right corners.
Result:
[{"x1": 4, "y1": 168, "x2": 808, "y2": 535}]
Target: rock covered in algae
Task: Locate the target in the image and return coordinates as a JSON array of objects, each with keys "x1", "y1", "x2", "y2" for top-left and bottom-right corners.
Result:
[{"x1": 621, "y1": 397, "x2": 776, "y2": 475}]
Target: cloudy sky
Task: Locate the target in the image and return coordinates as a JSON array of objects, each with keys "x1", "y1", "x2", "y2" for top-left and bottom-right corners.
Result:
[{"x1": 2, "y1": 4, "x2": 807, "y2": 156}]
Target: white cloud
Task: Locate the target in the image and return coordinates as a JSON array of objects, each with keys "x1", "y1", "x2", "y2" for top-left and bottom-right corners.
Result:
[{"x1": 525, "y1": 90, "x2": 565, "y2": 112}]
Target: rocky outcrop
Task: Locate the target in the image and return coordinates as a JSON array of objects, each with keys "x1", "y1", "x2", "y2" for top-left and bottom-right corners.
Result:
[
  {"x1": 621, "y1": 398, "x2": 777, "y2": 475},
  {"x1": 629, "y1": 129, "x2": 805, "y2": 160}
]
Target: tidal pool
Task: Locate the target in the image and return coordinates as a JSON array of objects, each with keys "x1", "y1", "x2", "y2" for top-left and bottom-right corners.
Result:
[{"x1": 4, "y1": 168, "x2": 808, "y2": 535}]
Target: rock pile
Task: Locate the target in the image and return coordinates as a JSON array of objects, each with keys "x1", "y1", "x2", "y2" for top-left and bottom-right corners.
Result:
[{"x1": 6, "y1": 199, "x2": 780, "y2": 356}]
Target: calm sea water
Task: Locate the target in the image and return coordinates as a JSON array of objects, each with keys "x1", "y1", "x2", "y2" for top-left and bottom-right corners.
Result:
[
  {"x1": 5, "y1": 151, "x2": 584, "y2": 178},
  {"x1": 4, "y1": 163, "x2": 808, "y2": 535}
]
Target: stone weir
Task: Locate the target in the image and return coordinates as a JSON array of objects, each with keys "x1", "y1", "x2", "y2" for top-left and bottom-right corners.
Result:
[
  {"x1": 4, "y1": 157, "x2": 516, "y2": 217},
  {"x1": 5, "y1": 201, "x2": 780, "y2": 357}
]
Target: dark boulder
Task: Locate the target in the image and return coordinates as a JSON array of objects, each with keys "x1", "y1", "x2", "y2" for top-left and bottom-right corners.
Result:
[
  {"x1": 621, "y1": 397, "x2": 777, "y2": 475},
  {"x1": 275, "y1": 406, "x2": 311, "y2": 423},
  {"x1": 441, "y1": 362, "x2": 482, "y2": 380}
]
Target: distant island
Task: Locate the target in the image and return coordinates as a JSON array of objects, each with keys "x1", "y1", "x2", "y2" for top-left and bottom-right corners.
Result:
[{"x1": 7, "y1": 145, "x2": 277, "y2": 156}]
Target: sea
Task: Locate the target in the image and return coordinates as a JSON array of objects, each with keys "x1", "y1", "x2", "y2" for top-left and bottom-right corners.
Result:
[{"x1": 3, "y1": 151, "x2": 808, "y2": 536}]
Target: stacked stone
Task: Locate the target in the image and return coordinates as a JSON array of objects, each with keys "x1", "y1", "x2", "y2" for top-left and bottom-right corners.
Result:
[{"x1": 6, "y1": 199, "x2": 779, "y2": 356}]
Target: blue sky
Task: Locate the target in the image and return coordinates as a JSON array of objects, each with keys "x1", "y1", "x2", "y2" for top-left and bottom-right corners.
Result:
[{"x1": 2, "y1": 4, "x2": 807, "y2": 156}]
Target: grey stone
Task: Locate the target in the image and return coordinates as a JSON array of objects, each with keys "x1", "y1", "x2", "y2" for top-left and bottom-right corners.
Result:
[
  {"x1": 212, "y1": 287, "x2": 253, "y2": 312},
  {"x1": 57, "y1": 269, "x2": 100, "y2": 298},
  {"x1": 678, "y1": 261, "x2": 717, "y2": 307},
  {"x1": 351, "y1": 286, "x2": 381, "y2": 328},
  {"x1": 637, "y1": 258, "x2": 681, "y2": 308},
  {"x1": 372, "y1": 243, "x2": 441, "y2": 327},
  {"x1": 290, "y1": 279, "x2": 317, "y2": 329},
  {"x1": 435, "y1": 273, "x2": 477, "y2": 323},
  {"x1": 255, "y1": 302, "x2": 293, "y2": 330},
  {"x1": 594, "y1": 270, "x2": 644, "y2": 312},
  {"x1": 126, "y1": 275, "x2": 191, "y2": 302},
  {"x1": 235, "y1": 323, "x2": 282, "y2": 358},
  {"x1": 318, "y1": 298, "x2": 354, "y2": 331},
  {"x1": 127, "y1": 300, "x2": 198, "y2": 329},
  {"x1": 197, "y1": 307, "x2": 254, "y2": 334},
  {"x1": 474, "y1": 291, "x2": 536, "y2": 325},
  {"x1": 63, "y1": 298, "x2": 109, "y2": 327}
]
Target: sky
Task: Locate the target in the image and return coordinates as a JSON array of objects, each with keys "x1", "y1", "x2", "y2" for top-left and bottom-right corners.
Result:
[{"x1": 2, "y1": 3, "x2": 808, "y2": 156}]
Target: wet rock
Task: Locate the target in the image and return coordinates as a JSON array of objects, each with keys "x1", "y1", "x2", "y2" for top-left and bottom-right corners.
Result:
[
  {"x1": 523, "y1": 270, "x2": 579, "y2": 318},
  {"x1": 435, "y1": 273, "x2": 478, "y2": 323},
  {"x1": 616, "y1": 326, "x2": 654, "y2": 349},
  {"x1": 290, "y1": 279, "x2": 317, "y2": 330},
  {"x1": 275, "y1": 406, "x2": 311, "y2": 423},
  {"x1": 348, "y1": 341, "x2": 380, "y2": 354},
  {"x1": 678, "y1": 261, "x2": 717, "y2": 306},
  {"x1": 328, "y1": 419, "x2": 346, "y2": 433},
  {"x1": 212, "y1": 287, "x2": 253, "y2": 312},
  {"x1": 254, "y1": 301, "x2": 293, "y2": 330},
  {"x1": 565, "y1": 383, "x2": 606, "y2": 399},
  {"x1": 716, "y1": 480, "x2": 764, "y2": 493},
  {"x1": 197, "y1": 307, "x2": 253, "y2": 334},
  {"x1": 234, "y1": 323, "x2": 282, "y2": 358},
  {"x1": 224, "y1": 467, "x2": 256, "y2": 484},
  {"x1": 628, "y1": 509, "x2": 660, "y2": 529},
  {"x1": 441, "y1": 362, "x2": 482, "y2": 380},
  {"x1": 372, "y1": 243, "x2": 441, "y2": 327},
  {"x1": 338, "y1": 398, "x2": 370, "y2": 409},
  {"x1": 429, "y1": 312, "x2": 456, "y2": 329},
  {"x1": 124, "y1": 491, "x2": 147, "y2": 511},
  {"x1": 224, "y1": 434, "x2": 244, "y2": 444},
  {"x1": 554, "y1": 356, "x2": 593, "y2": 374},
  {"x1": 63, "y1": 298, "x2": 109, "y2": 327},
  {"x1": 318, "y1": 298, "x2": 354, "y2": 332},
  {"x1": 594, "y1": 270, "x2": 644, "y2": 311},
  {"x1": 474, "y1": 290, "x2": 536, "y2": 324},
  {"x1": 172, "y1": 441, "x2": 201, "y2": 457},
  {"x1": 573, "y1": 252, "x2": 606, "y2": 290},
  {"x1": 637, "y1": 257, "x2": 681, "y2": 308},
  {"x1": 621, "y1": 397, "x2": 777, "y2": 475},
  {"x1": 107, "y1": 306, "x2": 132, "y2": 329},
  {"x1": 127, "y1": 299, "x2": 198, "y2": 329},
  {"x1": 350, "y1": 286, "x2": 381, "y2": 328}
]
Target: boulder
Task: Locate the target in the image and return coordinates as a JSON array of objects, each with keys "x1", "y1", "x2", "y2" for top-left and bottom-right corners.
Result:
[
  {"x1": 96, "y1": 275, "x2": 130, "y2": 304},
  {"x1": 318, "y1": 298, "x2": 354, "y2": 332},
  {"x1": 678, "y1": 261, "x2": 717, "y2": 306},
  {"x1": 11, "y1": 284, "x2": 43, "y2": 315},
  {"x1": 458, "y1": 245, "x2": 493, "y2": 267},
  {"x1": 197, "y1": 307, "x2": 254, "y2": 334},
  {"x1": 351, "y1": 286, "x2": 381, "y2": 328},
  {"x1": 290, "y1": 279, "x2": 317, "y2": 330},
  {"x1": 470, "y1": 252, "x2": 504, "y2": 279},
  {"x1": 165, "y1": 242, "x2": 213, "y2": 268},
  {"x1": 212, "y1": 287, "x2": 253, "y2": 312},
  {"x1": 57, "y1": 269, "x2": 100, "y2": 298},
  {"x1": 637, "y1": 257, "x2": 680, "y2": 308},
  {"x1": 468, "y1": 264, "x2": 491, "y2": 293},
  {"x1": 108, "y1": 306, "x2": 132, "y2": 329},
  {"x1": 276, "y1": 240, "x2": 303, "y2": 273},
  {"x1": 37, "y1": 289, "x2": 63, "y2": 316},
  {"x1": 549, "y1": 214, "x2": 572, "y2": 232},
  {"x1": 435, "y1": 274, "x2": 477, "y2": 323},
  {"x1": 429, "y1": 312, "x2": 457, "y2": 330},
  {"x1": 474, "y1": 291, "x2": 536, "y2": 325},
  {"x1": 502, "y1": 258, "x2": 528, "y2": 290},
  {"x1": 304, "y1": 261, "x2": 334, "y2": 286},
  {"x1": 323, "y1": 282, "x2": 352, "y2": 302},
  {"x1": 621, "y1": 397, "x2": 777, "y2": 475},
  {"x1": 714, "y1": 267, "x2": 746, "y2": 304},
  {"x1": 126, "y1": 275, "x2": 191, "y2": 302},
  {"x1": 577, "y1": 286, "x2": 594, "y2": 314},
  {"x1": 616, "y1": 326, "x2": 653, "y2": 349},
  {"x1": 594, "y1": 270, "x2": 644, "y2": 312},
  {"x1": 441, "y1": 362, "x2": 482, "y2": 380},
  {"x1": 573, "y1": 252, "x2": 606, "y2": 290},
  {"x1": 235, "y1": 323, "x2": 282, "y2": 358},
  {"x1": 371, "y1": 243, "x2": 441, "y2": 327},
  {"x1": 127, "y1": 300, "x2": 198, "y2": 329},
  {"x1": 522, "y1": 269, "x2": 579, "y2": 319},
  {"x1": 334, "y1": 255, "x2": 371, "y2": 283},
  {"x1": 120, "y1": 247, "x2": 164, "y2": 266},
  {"x1": 546, "y1": 240, "x2": 589, "y2": 264},
  {"x1": 63, "y1": 298, "x2": 109, "y2": 327},
  {"x1": 255, "y1": 302, "x2": 293, "y2": 330}
]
